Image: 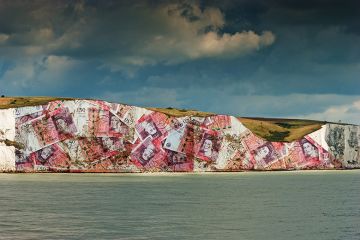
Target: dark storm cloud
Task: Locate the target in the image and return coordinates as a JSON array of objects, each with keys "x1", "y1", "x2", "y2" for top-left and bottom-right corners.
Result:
[{"x1": 0, "y1": 0, "x2": 359, "y2": 123}]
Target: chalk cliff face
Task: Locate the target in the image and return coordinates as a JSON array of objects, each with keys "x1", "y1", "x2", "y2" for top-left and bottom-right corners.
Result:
[{"x1": 0, "y1": 99, "x2": 359, "y2": 172}]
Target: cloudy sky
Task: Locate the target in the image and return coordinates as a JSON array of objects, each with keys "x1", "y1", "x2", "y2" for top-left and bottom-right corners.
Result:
[{"x1": 0, "y1": 0, "x2": 359, "y2": 124}]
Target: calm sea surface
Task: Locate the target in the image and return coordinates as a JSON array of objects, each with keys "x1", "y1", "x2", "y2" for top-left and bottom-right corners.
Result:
[{"x1": 0, "y1": 171, "x2": 359, "y2": 240}]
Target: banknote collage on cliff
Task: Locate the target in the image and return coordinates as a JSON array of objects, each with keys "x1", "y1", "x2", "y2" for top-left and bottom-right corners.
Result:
[{"x1": 0, "y1": 99, "x2": 358, "y2": 172}]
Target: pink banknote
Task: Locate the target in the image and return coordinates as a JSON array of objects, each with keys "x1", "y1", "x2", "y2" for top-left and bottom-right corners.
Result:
[
  {"x1": 88, "y1": 107, "x2": 110, "y2": 136},
  {"x1": 78, "y1": 137, "x2": 107, "y2": 163},
  {"x1": 15, "y1": 149, "x2": 33, "y2": 172},
  {"x1": 284, "y1": 138, "x2": 322, "y2": 169},
  {"x1": 165, "y1": 150, "x2": 194, "y2": 172},
  {"x1": 250, "y1": 142, "x2": 281, "y2": 169},
  {"x1": 31, "y1": 114, "x2": 60, "y2": 148},
  {"x1": 90, "y1": 100, "x2": 112, "y2": 111},
  {"x1": 77, "y1": 137, "x2": 125, "y2": 164},
  {"x1": 17, "y1": 107, "x2": 78, "y2": 154},
  {"x1": 304, "y1": 136, "x2": 332, "y2": 168},
  {"x1": 203, "y1": 115, "x2": 232, "y2": 131},
  {"x1": 15, "y1": 105, "x2": 45, "y2": 118},
  {"x1": 114, "y1": 105, "x2": 136, "y2": 127},
  {"x1": 115, "y1": 104, "x2": 133, "y2": 119},
  {"x1": 51, "y1": 107, "x2": 77, "y2": 140},
  {"x1": 108, "y1": 112, "x2": 135, "y2": 142},
  {"x1": 135, "y1": 112, "x2": 170, "y2": 141},
  {"x1": 215, "y1": 138, "x2": 253, "y2": 171},
  {"x1": 46, "y1": 100, "x2": 68, "y2": 112},
  {"x1": 194, "y1": 129, "x2": 223, "y2": 162},
  {"x1": 131, "y1": 137, "x2": 167, "y2": 170},
  {"x1": 16, "y1": 111, "x2": 44, "y2": 126},
  {"x1": 163, "y1": 125, "x2": 196, "y2": 156},
  {"x1": 242, "y1": 130, "x2": 268, "y2": 152},
  {"x1": 31, "y1": 143, "x2": 71, "y2": 171}
]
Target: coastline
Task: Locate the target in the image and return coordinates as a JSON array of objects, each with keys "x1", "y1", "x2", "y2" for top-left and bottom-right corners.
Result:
[{"x1": 1, "y1": 168, "x2": 360, "y2": 176}]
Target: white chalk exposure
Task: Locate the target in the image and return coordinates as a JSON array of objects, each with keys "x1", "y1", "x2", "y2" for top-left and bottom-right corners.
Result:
[{"x1": 0, "y1": 109, "x2": 16, "y2": 171}]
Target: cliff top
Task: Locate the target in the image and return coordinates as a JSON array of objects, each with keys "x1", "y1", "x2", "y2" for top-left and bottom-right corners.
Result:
[{"x1": 0, "y1": 96, "x2": 328, "y2": 142}]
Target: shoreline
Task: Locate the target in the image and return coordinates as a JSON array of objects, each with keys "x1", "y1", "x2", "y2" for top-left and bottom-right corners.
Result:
[{"x1": 1, "y1": 168, "x2": 360, "y2": 176}]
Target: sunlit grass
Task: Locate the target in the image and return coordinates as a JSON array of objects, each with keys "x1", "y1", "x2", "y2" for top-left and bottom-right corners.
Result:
[{"x1": 0, "y1": 96, "x2": 74, "y2": 109}]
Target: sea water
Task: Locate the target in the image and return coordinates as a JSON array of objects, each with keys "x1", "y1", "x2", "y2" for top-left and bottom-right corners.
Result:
[{"x1": 0, "y1": 171, "x2": 359, "y2": 240}]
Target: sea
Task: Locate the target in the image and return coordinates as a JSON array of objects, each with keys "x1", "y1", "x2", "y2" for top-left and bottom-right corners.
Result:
[{"x1": 0, "y1": 171, "x2": 359, "y2": 240}]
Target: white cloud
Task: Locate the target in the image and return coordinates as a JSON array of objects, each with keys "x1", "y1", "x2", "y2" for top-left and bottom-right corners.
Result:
[
  {"x1": 292, "y1": 99, "x2": 360, "y2": 125},
  {"x1": 0, "y1": 34, "x2": 10, "y2": 44},
  {"x1": 0, "y1": 1, "x2": 275, "y2": 76},
  {"x1": 101, "y1": 77, "x2": 360, "y2": 125},
  {"x1": 88, "y1": 2, "x2": 275, "y2": 71},
  {"x1": 1, "y1": 55, "x2": 79, "y2": 91},
  {"x1": 128, "y1": 3, "x2": 275, "y2": 65}
]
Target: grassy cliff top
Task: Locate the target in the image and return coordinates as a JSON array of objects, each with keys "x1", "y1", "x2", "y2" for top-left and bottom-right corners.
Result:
[
  {"x1": 146, "y1": 107, "x2": 214, "y2": 118},
  {"x1": 0, "y1": 96, "x2": 328, "y2": 142},
  {"x1": 0, "y1": 96, "x2": 74, "y2": 109},
  {"x1": 238, "y1": 117, "x2": 324, "y2": 142}
]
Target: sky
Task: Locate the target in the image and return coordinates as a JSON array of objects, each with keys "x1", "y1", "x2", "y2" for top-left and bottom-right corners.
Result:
[{"x1": 0, "y1": 0, "x2": 359, "y2": 124}]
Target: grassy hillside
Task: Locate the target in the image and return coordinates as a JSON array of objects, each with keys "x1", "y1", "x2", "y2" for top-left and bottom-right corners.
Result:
[
  {"x1": 0, "y1": 96, "x2": 327, "y2": 142},
  {"x1": 0, "y1": 96, "x2": 73, "y2": 109},
  {"x1": 238, "y1": 117, "x2": 324, "y2": 142}
]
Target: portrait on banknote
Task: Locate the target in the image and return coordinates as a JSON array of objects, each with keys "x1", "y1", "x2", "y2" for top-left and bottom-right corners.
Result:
[
  {"x1": 195, "y1": 131, "x2": 222, "y2": 162},
  {"x1": 108, "y1": 112, "x2": 135, "y2": 142},
  {"x1": 300, "y1": 139, "x2": 319, "y2": 159},
  {"x1": 130, "y1": 137, "x2": 168, "y2": 170},
  {"x1": 253, "y1": 142, "x2": 277, "y2": 167},
  {"x1": 135, "y1": 115, "x2": 162, "y2": 140},
  {"x1": 32, "y1": 144, "x2": 70, "y2": 171},
  {"x1": 284, "y1": 139, "x2": 324, "y2": 169},
  {"x1": 131, "y1": 137, "x2": 158, "y2": 166},
  {"x1": 36, "y1": 145, "x2": 55, "y2": 164},
  {"x1": 51, "y1": 107, "x2": 77, "y2": 139}
]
